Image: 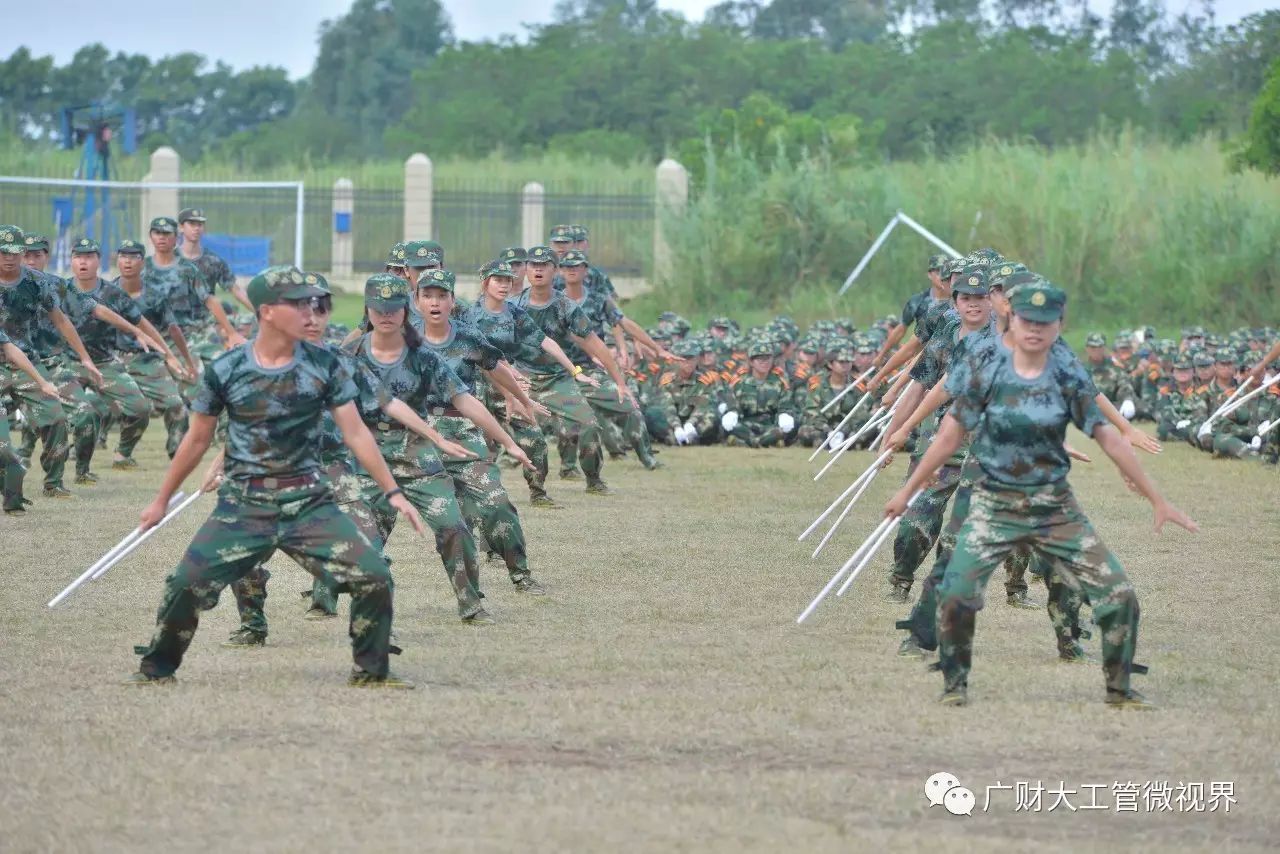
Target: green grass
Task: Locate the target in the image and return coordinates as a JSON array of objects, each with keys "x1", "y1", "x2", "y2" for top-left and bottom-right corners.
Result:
[{"x1": 3, "y1": 428, "x2": 1278, "y2": 849}]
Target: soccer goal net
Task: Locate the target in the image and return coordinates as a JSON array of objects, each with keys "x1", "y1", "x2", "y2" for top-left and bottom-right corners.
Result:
[{"x1": 0, "y1": 176, "x2": 305, "y2": 275}]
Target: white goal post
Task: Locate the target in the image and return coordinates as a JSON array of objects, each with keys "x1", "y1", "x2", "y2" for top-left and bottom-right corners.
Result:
[
  {"x1": 0, "y1": 175, "x2": 305, "y2": 273},
  {"x1": 838, "y1": 210, "x2": 964, "y2": 296}
]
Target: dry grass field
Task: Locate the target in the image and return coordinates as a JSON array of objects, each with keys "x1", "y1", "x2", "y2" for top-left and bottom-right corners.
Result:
[{"x1": 1, "y1": 431, "x2": 1277, "y2": 852}]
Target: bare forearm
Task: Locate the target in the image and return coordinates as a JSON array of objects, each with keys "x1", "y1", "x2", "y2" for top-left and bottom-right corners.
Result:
[
  {"x1": 345, "y1": 428, "x2": 399, "y2": 493},
  {"x1": 875, "y1": 325, "x2": 907, "y2": 364},
  {"x1": 138, "y1": 318, "x2": 176, "y2": 360},
  {"x1": 3, "y1": 343, "x2": 45, "y2": 385},
  {"x1": 157, "y1": 420, "x2": 214, "y2": 500},
  {"x1": 900, "y1": 381, "x2": 950, "y2": 435},
  {"x1": 871, "y1": 337, "x2": 921, "y2": 386},
  {"x1": 883, "y1": 381, "x2": 924, "y2": 438},
  {"x1": 901, "y1": 415, "x2": 966, "y2": 492},
  {"x1": 485, "y1": 363, "x2": 535, "y2": 411},
  {"x1": 384, "y1": 398, "x2": 449, "y2": 446},
  {"x1": 457, "y1": 393, "x2": 517, "y2": 451},
  {"x1": 169, "y1": 324, "x2": 195, "y2": 368},
  {"x1": 50, "y1": 310, "x2": 93, "y2": 364},
  {"x1": 579, "y1": 333, "x2": 626, "y2": 388},
  {"x1": 205, "y1": 296, "x2": 236, "y2": 339},
  {"x1": 540, "y1": 337, "x2": 578, "y2": 375},
  {"x1": 1096, "y1": 426, "x2": 1164, "y2": 502}
]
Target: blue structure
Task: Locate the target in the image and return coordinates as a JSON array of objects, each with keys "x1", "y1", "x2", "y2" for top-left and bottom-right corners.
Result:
[{"x1": 59, "y1": 102, "x2": 137, "y2": 252}]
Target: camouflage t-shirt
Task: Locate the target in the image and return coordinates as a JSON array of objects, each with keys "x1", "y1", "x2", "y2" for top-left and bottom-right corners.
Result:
[
  {"x1": 70, "y1": 278, "x2": 143, "y2": 363},
  {"x1": 29, "y1": 267, "x2": 95, "y2": 360},
  {"x1": 462, "y1": 301, "x2": 547, "y2": 364},
  {"x1": 113, "y1": 278, "x2": 178, "y2": 356},
  {"x1": 419, "y1": 319, "x2": 503, "y2": 389},
  {"x1": 192, "y1": 340, "x2": 359, "y2": 480},
  {"x1": 560, "y1": 284, "x2": 623, "y2": 367},
  {"x1": 910, "y1": 308, "x2": 961, "y2": 390},
  {"x1": 349, "y1": 334, "x2": 468, "y2": 415},
  {"x1": 913, "y1": 296, "x2": 951, "y2": 345},
  {"x1": 185, "y1": 249, "x2": 236, "y2": 294},
  {"x1": 511, "y1": 289, "x2": 593, "y2": 377},
  {"x1": 950, "y1": 346, "x2": 1106, "y2": 486},
  {"x1": 901, "y1": 289, "x2": 932, "y2": 329},
  {"x1": 0, "y1": 268, "x2": 58, "y2": 355},
  {"x1": 144, "y1": 256, "x2": 210, "y2": 329},
  {"x1": 553, "y1": 266, "x2": 619, "y2": 299}
]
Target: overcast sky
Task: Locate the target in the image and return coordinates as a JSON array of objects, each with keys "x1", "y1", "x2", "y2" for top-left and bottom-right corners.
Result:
[{"x1": 3, "y1": 0, "x2": 1271, "y2": 80}]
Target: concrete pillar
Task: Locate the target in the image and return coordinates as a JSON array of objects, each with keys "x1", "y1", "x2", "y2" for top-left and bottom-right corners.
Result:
[
  {"x1": 521, "y1": 182, "x2": 545, "y2": 250},
  {"x1": 403, "y1": 153, "x2": 433, "y2": 241},
  {"x1": 140, "y1": 146, "x2": 180, "y2": 239},
  {"x1": 332, "y1": 178, "x2": 353, "y2": 277},
  {"x1": 653, "y1": 158, "x2": 688, "y2": 284}
]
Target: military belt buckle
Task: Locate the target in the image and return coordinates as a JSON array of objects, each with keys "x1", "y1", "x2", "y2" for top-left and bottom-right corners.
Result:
[
  {"x1": 261, "y1": 477, "x2": 279, "y2": 490},
  {"x1": 377, "y1": 422, "x2": 391, "y2": 432}
]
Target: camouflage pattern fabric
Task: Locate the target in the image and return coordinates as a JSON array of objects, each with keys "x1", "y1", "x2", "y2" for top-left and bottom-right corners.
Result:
[
  {"x1": 76, "y1": 359, "x2": 150, "y2": 472},
  {"x1": 936, "y1": 481, "x2": 1138, "y2": 697},
  {"x1": 0, "y1": 361, "x2": 68, "y2": 491},
  {"x1": 1087, "y1": 357, "x2": 1136, "y2": 407},
  {"x1": 135, "y1": 479, "x2": 396, "y2": 678},
  {"x1": 1155, "y1": 382, "x2": 1208, "y2": 443},
  {"x1": 144, "y1": 256, "x2": 211, "y2": 331},
  {"x1": 120, "y1": 352, "x2": 186, "y2": 458},
  {"x1": 888, "y1": 460, "x2": 963, "y2": 589},
  {"x1": 187, "y1": 250, "x2": 237, "y2": 295},
  {"x1": 727, "y1": 373, "x2": 794, "y2": 447},
  {"x1": 668, "y1": 368, "x2": 726, "y2": 444},
  {"x1": 527, "y1": 372, "x2": 604, "y2": 485}
]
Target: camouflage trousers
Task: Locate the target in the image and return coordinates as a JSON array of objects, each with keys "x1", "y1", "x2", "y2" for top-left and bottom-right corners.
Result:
[
  {"x1": 121, "y1": 353, "x2": 187, "y2": 459},
  {"x1": 0, "y1": 411, "x2": 22, "y2": 510},
  {"x1": 434, "y1": 415, "x2": 530, "y2": 583},
  {"x1": 479, "y1": 378, "x2": 551, "y2": 502},
  {"x1": 135, "y1": 478, "x2": 395, "y2": 678},
  {"x1": 1156, "y1": 416, "x2": 1194, "y2": 444},
  {"x1": 728, "y1": 417, "x2": 790, "y2": 448},
  {"x1": 528, "y1": 372, "x2": 604, "y2": 486},
  {"x1": 357, "y1": 463, "x2": 485, "y2": 618},
  {"x1": 641, "y1": 394, "x2": 679, "y2": 445},
  {"x1": 0, "y1": 360, "x2": 68, "y2": 495},
  {"x1": 675, "y1": 405, "x2": 721, "y2": 445},
  {"x1": 77, "y1": 360, "x2": 150, "y2": 474},
  {"x1": 936, "y1": 481, "x2": 1138, "y2": 696},
  {"x1": 229, "y1": 461, "x2": 377, "y2": 633},
  {"x1": 19, "y1": 356, "x2": 99, "y2": 471},
  {"x1": 1198, "y1": 430, "x2": 1252, "y2": 459},
  {"x1": 584, "y1": 368, "x2": 655, "y2": 464},
  {"x1": 899, "y1": 464, "x2": 1084, "y2": 652}
]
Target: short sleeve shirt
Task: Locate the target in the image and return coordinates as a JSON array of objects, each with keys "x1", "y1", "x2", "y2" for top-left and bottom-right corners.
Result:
[
  {"x1": 913, "y1": 296, "x2": 951, "y2": 345},
  {"x1": 463, "y1": 301, "x2": 547, "y2": 364},
  {"x1": 350, "y1": 335, "x2": 468, "y2": 415},
  {"x1": 144, "y1": 257, "x2": 210, "y2": 328},
  {"x1": 30, "y1": 268, "x2": 96, "y2": 359},
  {"x1": 511, "y1": 289, "x2": 593, "y2": 375},
  {"x1": 901, "y1": 289, "x2": 932, "y2": 329},
  {"x1": 950, "y1": 347, "x2": 1106, "y2": 486},
  {"x1": 561, "y1": 284, "x2": 623, "y2": 365},
  {"x1": 188, "y1": 250, "x2": 236, "y2": 294},
  {"x1": 420, "y1": 320, "x2": 503, "y2": 389},
  {"x1": 192, "y1": 340, "x2": 358, "y2": 479},
  {"x1": 72, "y1": 278, "x2": 143, "y2": 363},
  {"x1": 114, "y1": 278, "x2": 178, "y2": 356},
  {"x1": 0, "y1": 268, "x2": 58, "y2": 355}
]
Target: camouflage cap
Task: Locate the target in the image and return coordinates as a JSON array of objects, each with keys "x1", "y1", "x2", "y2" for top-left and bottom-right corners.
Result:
[
  {"x1": 0, "y1": 224, "x2": 25, "y2": 252},
  {"x1": 302, "y1": 271, "x2": 331, "y2": 294},
  {"x1": 1182, "y1": 325, "x2": 1207, "y2": 339},
  {"x1": 480, "y1": 259, "x2": 515, "y2": 279},
  {"x1": 363, "y1": 273, "x2": 412, "y2": 310},
  {"x1": 526, "y1": 245, "x2": 559, "y2": 265},
  {"x1": 499, "y1": 247, "x2": 527, "y2": 264},
  {"x1": 249, "y1": 265, "x2": 326, "y2": 309},
  {"x1": 1171, "y1": 354, "x2": 1192, "y2": 370},
  {"x1": 70, "y1": 237, "x2": 101, "y2": 255},
  {"x1": 1007, "y1": 278, "x2": 1066, "y2": 323},
  {"x1": 672, "y1": 338, "x2": 702, "y2": 358},
  {"x1": 708, "y1": 316, "x2": 733, "y2": 330},
  {"x1": 559, "y1": 249, "x2": 588, "y2": 268},
  {"x1": 940, "y1": 257, "x2": 965, "y2": 277},
  {"x1": 952, "y1": 268, "x2": 990, "y2": 296},
  {"x1": 116, "y1": 239, "x2": 146, "y2": 256},
  {"x1": 571, "y1": 225, "x2": 589, "y2": 241},
  {"x1": 1191, "y1": 351, "x2": 1214, "y2": 368},
  {"x1": 418, "y1": 268, "x2": 456, "y2": 294},
  {"x1": 967, "y1": 247, "x2": 1003, "y2": 264},
  {"x1": 747, "y1": 338, "x2": 776, "y2": 358},
  {"x1": 855, "y1": 337, "x2": 877, "y2": 355},
  {"x1": 149, "y1": 216, "x2": 178, "y2": 234},
  {"x1": 404, "y1": 240, "x2": 443, "y2": 268},
  {"x1": 1085, "y1": 332, "x2": 1107, "y2": 347},
  {"x1": 989, "y1": 262, "x2": 1029, "y2": 291},
  {"x1": 927, "y1": 253, "x2": 950, "y2": 271},
  {"x1": 548, "y1": 224, "x2": 574, "y2": 243},
  {"x1": 177, "y1": 207, "x2": 207, "y2": 223},
  {"x1": 1214, "y1": 349, "x2": 1238, "y2": 365},
  {"x1": 385, "y1": 242, "x2": 408, "y2": 267},
  {"x1": 798, "y1": 336, "x2": 821, "y2": 354},
  {"x1": 22, "y1": 233, "x2": 50, "y2": 252}
]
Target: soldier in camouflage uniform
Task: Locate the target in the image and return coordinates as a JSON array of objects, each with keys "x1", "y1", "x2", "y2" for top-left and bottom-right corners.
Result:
[
  {"x1": 114, "y1": 240, "x2": 196, "y2": 459},
  {"x1": 1084, "y1": 333, "x2": 1137, "y2": 417},
  {"x1": 348, "y1": 275, "x2": 494, "y2": 622},
  {"x1": 65, "y1": 239, "x2": 169, "y2": 479},
  {"x1": 0, "y1": 225, "x2": 108, "y2": 504},
  {"x1": 223, "y1": 273, "x2": 474, "y2": 644},
  {"x1": 629, "y1": 333, "x2": 681, "y2": 445},
  {"x1": 1155, "y1": 354, "x2": 1208, "y2": 443},
  {"x1": 415, "y1": 268, "x2": 547, "y2": 594},
  {"x1": 885, "y1": 280, "x2": 1196, "y2": 709},
  {"x1": 874, "y1": 254, "x2": 949, "y2": 366},
  {"x1": 723, "y1": 339, "x2": 798, "y2": 447},
  {"x1": 513, "y1": 246, "x2": 630, "y2": 495},
  {"x1": 797, "y1": 343, "x2": 861, "y2": 448},
  {"x1": 668, "y1": 338, "x2": 729, "y2": 445},
  {"x1": 1195, "y1": 350, "x2": 1259, "y2": 458},
  {"x1": 0, "y1": 327, "x2": 66, "y2": 512},
  {"x1": 554, "y1": 250, "x2": 659, "y2": 469},
  {"x1": 144, "y1": 216, "x2": 245, "y2": 368},
  {"x1": 177, "y1": 207, "x2": 254, "y2": 313},
  {"x1": 127, "y1": 266, "x2": 423, "y2": 688}
]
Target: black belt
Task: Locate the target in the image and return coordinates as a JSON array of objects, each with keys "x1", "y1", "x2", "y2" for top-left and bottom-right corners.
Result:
[
  {"x1": 430, "y1": 406, "x2": 465, "y2": 418},
  {"x1": 243, "y1": 472, "x2": 319, "y2": 490}
]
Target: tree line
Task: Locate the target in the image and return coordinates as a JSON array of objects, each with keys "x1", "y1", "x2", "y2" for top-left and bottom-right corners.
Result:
[{"x1": 2, "y1": 0, "x2": 1278, "y2": 173}]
